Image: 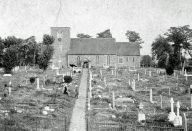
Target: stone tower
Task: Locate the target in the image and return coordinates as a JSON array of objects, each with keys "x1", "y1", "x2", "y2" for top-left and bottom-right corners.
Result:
[{"x1": 50, "y1": 27, "x2": 70, "y2": 67}]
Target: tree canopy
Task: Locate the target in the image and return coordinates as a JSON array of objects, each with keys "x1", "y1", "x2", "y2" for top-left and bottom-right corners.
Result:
[
  {"x1": 96, "y1": 29, "x2": 112, "y2": 38},
  {"x1": 125, "y1": 30, "x2": 143, "y2": 43},
  {"x1": 77, "y1": 33, "x2": 92, "y2": 38},
  {"x1": 3, "y1": 36, "x2": 23, "y2": 48},
  {"x1": 140, "y1": 55, "x2": 152, "y2": 67}
]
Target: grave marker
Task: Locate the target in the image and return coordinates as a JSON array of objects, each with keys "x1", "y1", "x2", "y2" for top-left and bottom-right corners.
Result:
[
  {"x1": 150, "y1": 89, "x2": 153, "y2": 103},
  {"x1": 112, "y1": 91, "x2": 115, "y2": 109},
  {"x1": 168, "y1": 98, "x2": 176, "y2": 122},
  {"x1": 37, "y1": 78, "x2": 40, "y2": 90},
  {"x1": 191, "y1": 94, "x2": 192, "y2": 109},
  {"x1": 149, "y1": 71, "x2": 151, "y2": 77},
  {"x1": 138, "y1": 103, "x2": 145, "y2": 122},
  {"x1": 132, "y1": 79, "x2": 135, "y2": 91},
  {"x1": 137, "y1": 73, "x2": 140, "y2": 81},
  {"x1": 173, "y1": 101, "x2": 182, "y2": 126},
  {"x1": 128, "y1": 79, "x2": 130, "y2": 86},
  {"x1": 160, "y1": 95, "x2": 162, "y2": 109},
  {"x1": 8, "y1": 87, "x2": 11, "y2": 95}
]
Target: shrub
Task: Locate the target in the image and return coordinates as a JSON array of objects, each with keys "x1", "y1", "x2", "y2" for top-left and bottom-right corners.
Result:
[
  {"x1": 184, "y1": 66, "x2": 192, "y2": 72},
  {"x1": 73, "y1": 70, "x2": 76, "y2": 73},
  {"x1": 45, "y1": 79, "x2": 51, "y2": 85},
  {"x1": 30, "y1": 77, "x2": 35, "y2": 83},
  {"x1": 64, "y1": 76, "x2": 73, "y2": 83},
  {"x1": 166, "y1": 65, "x2": 174, "y2": 75}
]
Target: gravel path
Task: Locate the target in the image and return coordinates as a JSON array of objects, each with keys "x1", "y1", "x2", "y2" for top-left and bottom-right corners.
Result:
[{"x1": 69, "y1": 69, "x2": 88, "y2": 131}]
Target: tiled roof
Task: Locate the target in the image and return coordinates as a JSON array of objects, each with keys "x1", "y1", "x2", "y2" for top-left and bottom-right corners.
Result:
[{"x1": 68, "y1": 38, "x2": 140, "y2": 56}]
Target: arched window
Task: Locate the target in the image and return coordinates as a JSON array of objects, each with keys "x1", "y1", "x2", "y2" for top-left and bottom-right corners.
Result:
[
  {"x1": 107, "y1": 55, "x2": 110, "y2": 65},
  {"x1": 96, "y1": 55, "x2": 99, "y2": 64},
  {"x1": 77, "y1": 56, "x2": 80, "y2": 66}
]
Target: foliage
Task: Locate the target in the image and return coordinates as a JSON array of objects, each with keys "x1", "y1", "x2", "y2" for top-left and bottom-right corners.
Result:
[
  {"x1": 184, "y1": 66, "x2": 192, "y2": 72},
  {"x1": 125, "y1": 30, "x2": 143, "y2": 44},
  {"x1": 42, "y1": 34, "x2": 54, "y2": 45},
  {"x1": 77, "y1": 33, "x2": 92, "y2": 38},
  {"x1": 29, "y1": 77, "x2": 35, "y2": 83},
  {"x1": 64, "y1": 76, "x2": 73, "y2": 83},
  {"x1": 140, "y1": 55, "x2": 152, "y2": 67},
  {"x1": 152, "y1": 35, "x2": 173, "y2": 59},
  {"x1": 37, "y1": 35, "x2": 54, "y2": 71},
  {"x1": 3, "y1": 36, "x2": 23, "y2": 48},
  {"x1": 165, "y1": 25, "x2": 192, "y2": 54},
  {"x1": 3, "y1": 47, "x2": 18, "y2": 73},
  {"x1": 0, "y1": 37, "x2": 4, "y2": 67},
  {"x1": 165, "y1": 65, "x2": 174, "y2": 75},
  {"x1": 96, "y1": 29, "x2": 112, "y2": 38}
]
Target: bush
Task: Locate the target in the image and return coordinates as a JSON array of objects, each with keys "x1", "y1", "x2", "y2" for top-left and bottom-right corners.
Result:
[
  {"x1": 184, "y1": 66, "x2": 192, "y2": 72},
  {"x1": 64, "y1": 76, "x2": 72, "y2": 83},
  {"x1": 45, "y1": 79, "x2": 51, "y2": 85},
  {"x1": 73, "y1": 70, "x2": 76, "y2": 73},
  {"x1": 166, "y1": 65, "x2": 174, "y2": 75},
  {"x1": 30, "y1": 77, "x2": 35, "y2": 83}
]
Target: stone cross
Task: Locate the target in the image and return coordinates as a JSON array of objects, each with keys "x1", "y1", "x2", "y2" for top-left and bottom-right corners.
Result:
[
  {"x1": 112, "y1": 91, "x2": 115, "y2": 109},
  {"x1": 150, "y1": 89, "x2": 153, "y2": 103},
  {"x1": 37, "y1": 78, "x2": 40, "y2": 90},
  {"x1": 132, "y1": 79, "x2": 135, "y2": 91},
  {"x1": 168, "y1": 98, "x2": 176, "y2": 122}
]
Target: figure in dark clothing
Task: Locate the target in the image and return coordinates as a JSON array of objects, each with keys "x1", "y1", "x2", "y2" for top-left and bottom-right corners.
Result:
[{"x1": 63, "y1": 86, "x2": 69, "y2": 96}]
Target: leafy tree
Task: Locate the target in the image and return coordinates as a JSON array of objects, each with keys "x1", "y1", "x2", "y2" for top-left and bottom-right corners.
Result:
[
  {"x1": 37, "y1": 35, "x2": 54, "y2": 71},
  {"x1": 64, "y1": 76, "x2": 73, "y2": 83},
  {"x1": 140, "y1": 55, "x2": 152, "y2": 67},
  {"x1": 3, "y1": 47, "x2": 18, "y2": 73},
  {"x1": 42, "y1": 34, "x2": 54, "y2": 45},
  {"x1": 0, "y1": 37, "x2": 4, "y2": 67},
  {"x1": 96, "y1": 29, "x2": 112, "y2": 38},
  {"x1": 3, "y1": 36, "x2": 23, "y2": 48},
  {"x1": 125, "y1": 30, "x2": 143, "y2": 43},
  {"x1": 77, "y1": 33, "x2": 92, "y2": 38}
]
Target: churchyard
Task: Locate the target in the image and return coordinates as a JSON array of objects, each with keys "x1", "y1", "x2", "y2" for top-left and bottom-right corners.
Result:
[
  {"x1": 87, "y1": 67, "x2": 192, "y2": 131},
  {"x1": 0, "y1": 66, "x2": 81, "y2": 131}
]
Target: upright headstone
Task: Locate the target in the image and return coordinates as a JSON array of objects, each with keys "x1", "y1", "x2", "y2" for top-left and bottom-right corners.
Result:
[
  {"x1": 132, "y1": 79, "x2": 135, "y2": 91},
  {"x1": 37, "y1": 78, "x2": 40, "y2": 90},
  {"x1": 112, "y1": 91, "x2": 115, "y2": 109},
  {"x1": 173, "y1": 101, "x2": 182, "y2": 126},
  {"x1": 150, "y1": 89, "x2": 153, "y2": 103},
  {"x1": 128, "y1": 79, "x2": 130, "y2": 86},
  {"x1": 163, "y1": 75, "x2": 165, "y2": 81},
  {"x1": 145, "y1": 69, "x2": 146, "y2": 75},
  {"x1": 26, "y1": 79, "x2": 27, "y2": 85},
  {"x1": 191, "y1": 94, "x2": 192, "y2": 109},
  {"x1": 169, "y1": 87, "x2": 171, "y2": 96},
  {"x1": 149, "y1": 71, "x2": 151, "y2": 77},
  {"x1": 8, "y1": 87, "x2": 11, "y2": 95},
  {"x1": 168, "y1": 98, "x2": 176, "y2": 122},
  {"x1": 160, "y1": 95, "x2": 163, "y2": 109},
  {"x1": 138, "y1": 73, "x2": 140, "y2": 81},
  {"x1": 183, "y1": 113, "x2": 188, "y2": 131},
  {"x1": 138, "y1": 103, "x2": 145, "y2": 122}
]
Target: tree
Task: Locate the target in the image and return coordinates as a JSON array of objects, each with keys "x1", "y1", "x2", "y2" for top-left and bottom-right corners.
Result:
[
  {"x1": 165, "y1": 25, "x2": 192, "y2": 66},
  {"x1": 96, "y1": 29, "x2": 112, "y2": 38},
  {"x1": 42, "y1": 34, "x2": 54, "y2": 45},
  {"x1": 0, "y1": 37, "x2": 4, "y2": 67},
  {"x1": 125, "y1": 30, "x2": 143, "y2": 43},
  {"x1": 37, "y1": 35, "x2": 54, "y2": 71},
  {"x1": 3, "y1": 36, "x2": 23, "y2": 48},
  {"x1": 77, "y1": 33, "x2": 92, "y2": 38},
  {"x1": 140, "y1": 55, "x2": 152, "y2": 67},
  {"x1": 3, "y1": 47, "x2": 18, "y2": 73}
]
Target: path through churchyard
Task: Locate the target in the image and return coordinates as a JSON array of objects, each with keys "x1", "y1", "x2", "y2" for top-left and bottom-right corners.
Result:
[{"x1": 69, "y1": 69, "x2": 88, "y2": 131}]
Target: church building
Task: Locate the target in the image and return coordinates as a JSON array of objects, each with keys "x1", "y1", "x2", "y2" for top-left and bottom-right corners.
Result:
[{"x1": 50, "y1": 27, "x2": 141, "y2": 68}]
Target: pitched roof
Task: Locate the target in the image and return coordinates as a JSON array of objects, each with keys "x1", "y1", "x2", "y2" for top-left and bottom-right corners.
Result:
[
  {"x1": 68, "y1": 38, "x2": 117, "y2": 55},
  {"x1": 116, "y1": 42, "x2": 140, "y2": 56},
  {"x1": 68, "y1": 38, "x2": 140, "y2": 56}
]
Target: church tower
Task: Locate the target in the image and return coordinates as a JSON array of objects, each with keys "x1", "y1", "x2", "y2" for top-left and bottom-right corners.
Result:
[{"x1": 50, "y1": 27, "x2": 71, "y2": 67}]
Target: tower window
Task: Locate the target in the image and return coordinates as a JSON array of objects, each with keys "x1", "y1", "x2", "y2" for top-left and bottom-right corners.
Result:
[
  {"x1": 118, "y1": 57, "x2": 123, "y2": 64},
  {"x1": 57, "y1": 31, "x2": 63, "y2": 42}
]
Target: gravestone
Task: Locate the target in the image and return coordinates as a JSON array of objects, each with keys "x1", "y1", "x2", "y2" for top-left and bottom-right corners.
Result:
[
  {"x1": 168, "y1": 98, "x2": 176, "y2": 122},
  {"x1": 138, "y1": 103, "x2": 145, "y2": 122},
  {"x1": 173, "y1": 101, "x2": 182, "y2": 126},
  {"x1": 160, "y1": 95, "x2": 163, "y2": 109},
  {"x1": 132, "y1": 79, "x2": 135, "y2": 91},
  {"x1": 150, "y1": 89, "x2": 153, "y2": 103},
  {"x1": 138, "y1": 73, "x2": 140, "y2": 81},
  {"x1": 112, "y1": 91, "x2": 115, "y2": 109},
  {"x1": 37, "y1": 78, "x2": 40, "y2": 90}
]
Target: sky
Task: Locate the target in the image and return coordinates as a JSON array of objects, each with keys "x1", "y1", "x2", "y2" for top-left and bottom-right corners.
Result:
[{"x1": 0, "y1": 0, "x2": 192, "y2": 55}]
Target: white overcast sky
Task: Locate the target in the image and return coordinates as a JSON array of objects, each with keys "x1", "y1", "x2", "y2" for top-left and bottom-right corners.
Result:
[{"x1": 0, "y1": 0, "x2": 192, "y2": 55}]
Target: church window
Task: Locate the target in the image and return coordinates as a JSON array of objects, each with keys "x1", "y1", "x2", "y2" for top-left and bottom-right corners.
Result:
[
  {"x1": 107, "y1": 55, "x2": 110, "y2": 65},
  {"x1": 118, "y1": 57, "x2": 123, "y2": 64},
  {"x1": 77, "y1": 56, "x2": 80, "y2": 66},
  {"x1": 133, "y1": 57, "x2": 135, "y2": 62},
  {"x1": 96, "y1": 56, "x2": 99, "y2": 64}
]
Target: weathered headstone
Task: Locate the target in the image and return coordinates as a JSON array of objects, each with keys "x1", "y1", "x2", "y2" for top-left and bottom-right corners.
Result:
[
  {"x1": 37, "y1": 78, "x2": 40, "y2": 90},
  {"x1": 150, "y1": 89, "x2": 153, "y2": 103},
  {"x1": 173, "y1": 101, "x2": 182, "y2": 126},
  {"x1": 168, "y1": 98, "x2": 176, "y2": 122},
  {"x1": 112, "y1": 91, "x2": 115, "y2": 109},
  {"x1": 138, "y1": 103, "x2": 145, "y2": 122},
  {"x1": 191, "y1": 94, "x2": 192, "y2": 109},
  {"x1": 132, "y1": 79, "x2": 135, "y2": 91},
  {"x1": 149, "y1": 71, "x2": 151, "y2": 77},
  {"x1": 138, "y1": 73, "x2": 140, "y2": 81}
]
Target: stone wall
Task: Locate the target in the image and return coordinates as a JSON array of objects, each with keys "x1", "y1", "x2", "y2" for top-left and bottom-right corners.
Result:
[{"x1": 68, "y1": 55, "x2": 140, "y2": 68}]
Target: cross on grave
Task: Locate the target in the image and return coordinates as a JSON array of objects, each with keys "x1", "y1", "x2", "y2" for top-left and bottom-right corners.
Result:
[
  {"x1": 168, "y1": 98, "x2": 176, "y2": 122},
  {"x1": 173, "y1": 101, "x2": 182, "y2": 126}
]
